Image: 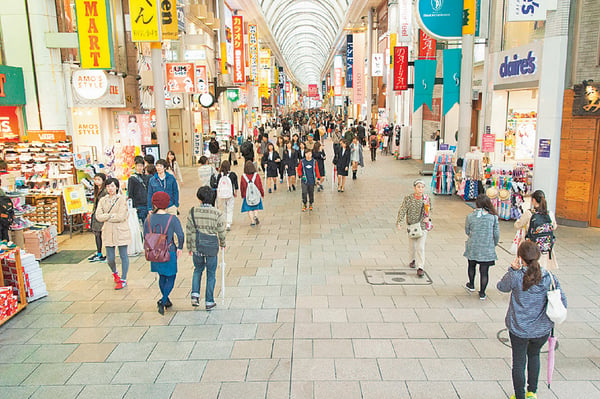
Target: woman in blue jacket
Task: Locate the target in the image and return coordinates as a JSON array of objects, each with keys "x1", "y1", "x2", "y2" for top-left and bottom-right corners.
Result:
[
  {"x1": 497, "y1": 241, "x2": 567, "y2": 399},
  {"x1": 147, "y1": 159, "x2": 179, "y2": 215},
  {"x1": 464, "y1": 194, "x2": 500, "y2": 300}
]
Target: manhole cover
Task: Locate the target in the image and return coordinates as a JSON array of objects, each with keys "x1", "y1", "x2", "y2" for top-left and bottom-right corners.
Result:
[
  {"x1": 496, "y1": 328, "x2": 556, "y2": 352},
  {"x1": 363, "y1": 269, "x2": 433, "y2": 285}
]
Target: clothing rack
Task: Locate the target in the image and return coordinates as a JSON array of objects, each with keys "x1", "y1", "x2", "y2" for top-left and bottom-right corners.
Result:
[
  {"x1": 431, "y1": 151, "x2": 455, "y2": 195},
  {"x1": 459, "y1": 151, "x2": 484, "y2": 201}
]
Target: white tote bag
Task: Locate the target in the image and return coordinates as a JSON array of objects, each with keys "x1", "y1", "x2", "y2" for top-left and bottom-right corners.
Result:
[
  {"x1": 546, "y1": 272, "x2": 567, "y2": 324},
  {"x1": 127, "y1": 200, "x2": 144, "y2": 256}
]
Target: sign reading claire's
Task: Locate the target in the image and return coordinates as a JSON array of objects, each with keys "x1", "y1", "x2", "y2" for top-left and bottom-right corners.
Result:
[{"x1": 493, "y1": 42, "x2": 543, "y2": 89}]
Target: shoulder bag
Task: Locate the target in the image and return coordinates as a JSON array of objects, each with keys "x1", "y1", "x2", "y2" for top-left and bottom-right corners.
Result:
[
  {"x1": 190, "y1": 207, "x2": 219, "y2": 257},
  {"x1": 546, "y1": 272, "x2": 567, "y2": 324}
]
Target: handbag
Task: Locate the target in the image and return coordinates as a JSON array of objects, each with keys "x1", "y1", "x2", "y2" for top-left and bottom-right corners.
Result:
[
  {"x1": 546, "y1": 272, "x2": 567, "y2": 324},
  {"x1": 407, "y1": 222, "x2": 424, "y2": 239},
  {"x1": 143, "y1": 215, "x2": 173, "y2": 263}
]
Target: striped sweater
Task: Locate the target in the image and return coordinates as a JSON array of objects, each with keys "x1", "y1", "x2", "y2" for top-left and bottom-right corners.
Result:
[{"x1": 185, "y1": 204, "x2": 226, "y2": 252}]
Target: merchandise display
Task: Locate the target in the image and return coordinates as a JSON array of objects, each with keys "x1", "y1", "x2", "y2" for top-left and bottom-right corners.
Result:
[
  {"x1": 431, "y1": 151, "x2": 455, "y2": 195},
  {"x1": 20, "y1": 251, "x2": 48, "y2": 301},
  {"x1": 23, "y1": 224, "x2": 58, "y2": 260},
  {"x1": 484, "y1": 163, "x2": 532, "y2": 220},
  {"x1": 458, "y1": 151, "x2": 484, "y2": 201},
  {"x1": 0, "y1": 248, "x2": 28, "y2": 326}
]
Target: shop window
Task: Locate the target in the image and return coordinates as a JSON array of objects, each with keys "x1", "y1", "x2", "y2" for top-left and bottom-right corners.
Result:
[{"x1": 502, "y1": 2, "x2": 545, "y2": 51}]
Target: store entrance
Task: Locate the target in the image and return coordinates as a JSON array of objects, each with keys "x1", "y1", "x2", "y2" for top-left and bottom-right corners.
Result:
[
  {"x1": 590, "y1": 121, "x2": 600, "y2": 228},
  {"x1": 167, "y1": 111, "x2": 184, "y2": 164}
]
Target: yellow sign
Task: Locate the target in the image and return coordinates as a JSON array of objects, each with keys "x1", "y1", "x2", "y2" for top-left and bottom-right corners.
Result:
[
  {"x1": 160, "y1": 0, "x2": 178, "y2": 40},
  {"x1": 390, "y1": 33, "x2": 397, "y2": 66},
  {"x1": 74, "y1": 0, "x2": 114, "y2": 69},
  {"x1": 63, "y1": 185, "x2": 90, "y2": 215},
  {"x1": 130, "y1": 0, "x2": 161, "y2": 42},
  {"x1": 463, "y1": 0, "x2": 477, "y2": 35},
  {"x1": 221, "y1": 42, "x2": 228, "y2": 75}
]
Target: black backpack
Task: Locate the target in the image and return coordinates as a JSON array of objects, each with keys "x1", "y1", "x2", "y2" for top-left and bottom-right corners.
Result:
[
  {"x1": 241, "y1": 141, "x2": 253, "y2": 157},
  {"x1": 209, "y1": 140, "x2": 219, "y2": 154},
  {"x1": 526, "y1": 213, "x2": 556, "y2": 255},
  {"x1": 370, "y1": 137, "x2": 378, "y2": 148},
  {"x1": 0, "y1": 196, "x2": 14, "y2": 228}
]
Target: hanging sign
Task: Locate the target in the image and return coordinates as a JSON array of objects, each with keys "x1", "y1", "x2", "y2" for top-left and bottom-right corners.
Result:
[
  {"x1": 166, "y1": 63, "x2": 195, "y2": 93},
  {"x1": 413, "y1": 59, "x2": 437, "y2": 112},
  {"x1": 308, "y1": 84, "x2": 318, "y2": 98},
  {"x1": 419, "y1": 30, "x2": 437, "y2": 60},
  {"x1": 248, "y1": 24, "x2": 259, "y2": 85},
  {"x1": 129, "y1": 0, "x2": 161, "y2": 42},
  {"x1": 160, "y1": 0, "x2": 178, "y2": 40},
  {"x1": 0, "y1": 106, "x2": 22, "y2": 142},
  {"x1": 194, "y1": 65, "x2": 209, "y2": 95},
  {"x1": 0, "y1": 66, "x2": 26, "y2": 106},
  {"x1": 346, "y1": 35, "x2": 353, "y2": 88},
  {"x1": 259, "y1": 49, "x2": 271, "y2": 70},
  {"x1": 286, "y1": 82, "x2": 291, "y2": 93},
  {"x1": 416, "y1": 0, "x2": 463, "y2": 40},
  {"x1": 399, "y1": 0, "x2": 412, "y2": 42},
  {"x1": 232, "y1": 15, "x2": 246, "y2": 84},
  {"x1": 482, "y1": 133, "x2": 495, "y2": 152},
  {"x1": 72, "y1": 70, "x2": 108, "y2": 100},
  {"x1": 507, "y1": 0, "x2": 548, "y2": 22},
  {"x1": 74, "y1": 0, "x2": 114, "y2": 69},
  {"x1": 372, "y1": 53, "x2": 384, "y2": 77},
  {"x1": 442, "y1": 48, "x2": 461, "y2": 115},
  {"x1": 353, "y1": 33, "x2": 365, "y2": 104},
  {"x1": 393, "y1": 46, "x2": 408, "y2": 91}
]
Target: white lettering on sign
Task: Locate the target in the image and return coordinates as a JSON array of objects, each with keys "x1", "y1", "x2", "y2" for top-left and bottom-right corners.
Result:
[
  {"x1": 72, "y1": 70, "x2": 108, "y2": 100},
  {"x1": 0, "y1": 117, "x2": 11, "y2": 133}
]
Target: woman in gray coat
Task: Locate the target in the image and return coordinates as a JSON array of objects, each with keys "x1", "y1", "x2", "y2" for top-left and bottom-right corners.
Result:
[{"x1": 464, "y1": 194, "x2": 500, "y2": 299}]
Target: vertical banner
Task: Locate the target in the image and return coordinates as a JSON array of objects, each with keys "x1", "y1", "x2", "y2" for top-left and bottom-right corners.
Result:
[
  {"x1": 308, "y1": 84, "x2": 318, "y2": 97},
  {"x1": 353, "y1": 33, "x2": 365, "y2": 104},
  {"x1": 346, "y1": 35, "x2": 353, "y2": 88},
  {"x1": 442, "y1": 48, "x2": 461, "y2": 115},
  {"x1": 195, "y1": 65, "x2": 208, "y2": 95},
  {"x1": 372, "y1": 53, "x2": 384, "y2": 76},
  {"x1": 160, "y1": 0, "x2": 178, "y2": 40},
  {"x1": 389, "y1": 33, "x2": 397, "y2": 66},
  {"x1": 322, "y1": 80, "x2": 326, "y2": 97},
  {"x1": 418, "y1": 30, "x2": 437, "y2": 60},
  {"x1": 286, "y1": 82, "x2": 291, "y2": 93},
  {"x1": 224, "y1": 6, "x2": 234, "y2": 65},
  {"x1": 393, "y1": 46, "x2": 408, "y2": 91},
  {"x1": 165, "y1": 63, "x2": 195, "y2": 92},
  {"x1": 413, "y1": 60, "x2": 437, "y2": 112},
  {"x1": 232, "y1": 15, "x2": 245, "y2": 84},
  {"x1": 248, "y1": 24, "x2": 259, "y2": 86},
  {"x1": 334, "y1": 55, "x2": 343, "y2": 96},
  {"x1": 399, "y1": 0, "x2": 412, "y2": 43},
  {"x1": 220, "y1": 42, "x2": 228, "y2": 75},
  {"x1": 462, "y1": 0, "x2": 477, "y2": 35},
  {"x1": 129, "y1": 0, "x2": 161, "y2": 42},
  {"x1": 278, "y1": 67, "x2": 285, "y2": 88},
  {"x1": 74, "y1": 0, "x2": 114, "y2": 69}
]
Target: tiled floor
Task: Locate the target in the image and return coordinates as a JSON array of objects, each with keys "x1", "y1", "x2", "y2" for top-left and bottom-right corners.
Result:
[{"x1": 1, "y1": 143, "x2": 599, "y2": 399}]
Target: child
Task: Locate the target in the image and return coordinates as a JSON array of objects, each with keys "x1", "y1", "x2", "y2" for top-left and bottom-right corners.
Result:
[{"x1": 296, "y1": 149, "x2": 321, "y2": 212}]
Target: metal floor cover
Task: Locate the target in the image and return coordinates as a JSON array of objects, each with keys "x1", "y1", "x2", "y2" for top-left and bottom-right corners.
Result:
[{"x1": 364, "y1": 268, "x2": 433, "y2": 285}]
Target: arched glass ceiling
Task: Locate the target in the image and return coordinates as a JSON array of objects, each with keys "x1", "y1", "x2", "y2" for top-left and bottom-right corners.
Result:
[{"x1": 257, "y1": 0, "x2": 352, "y2": 86}]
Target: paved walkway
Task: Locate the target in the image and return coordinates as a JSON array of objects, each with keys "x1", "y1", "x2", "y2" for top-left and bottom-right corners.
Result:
[{"x1": 1, "y1": 143, "x2": 599, "y2": 399}]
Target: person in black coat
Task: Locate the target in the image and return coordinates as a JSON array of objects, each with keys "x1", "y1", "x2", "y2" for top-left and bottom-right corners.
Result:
[
  {"x1": 334, "y1": 139, "x2": 351, "y2": 192},
  {"x1": 128, "y1": 157, "x2": 150, "y2": 223},
  {"x1": 282, "y1": 141, "x2": 298, "y2": 191},
  {"x1": 261, "y1": 142, "x2": 281, "y2": 193},
  {"x1": 312, "y1": 141, "x2": 326, "y2": 192},
  {"x1": 297, "y1": 142, "x2": 307, "y2": 160}
]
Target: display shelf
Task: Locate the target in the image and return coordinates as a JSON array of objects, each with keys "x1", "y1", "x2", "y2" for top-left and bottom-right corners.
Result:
[
  {"x1": 0, "y1": 249, "x2": 28, "y2": 327},
  {"x1": 25, "y1": 195, "x2": 65, "y2": 234}
]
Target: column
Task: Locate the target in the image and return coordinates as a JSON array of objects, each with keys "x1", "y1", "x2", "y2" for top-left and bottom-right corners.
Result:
[
  {"x1": 386, "y1": 0, "x2": 399, "y2": 128},
  {"x1": 366, "y1": 8, "x2": 374, "y2": 128},
  {"x1": 457, "y1": 33, "x2": 474, "y2": 157}
]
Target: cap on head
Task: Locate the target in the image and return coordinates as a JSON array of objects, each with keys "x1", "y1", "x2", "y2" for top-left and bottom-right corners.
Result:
[
  {"x1": 413, "y1": 179, "x2": 425, "y2": 187},
  {"x1": 152, "y1": 192, "x2": 170, "y2": 210}
]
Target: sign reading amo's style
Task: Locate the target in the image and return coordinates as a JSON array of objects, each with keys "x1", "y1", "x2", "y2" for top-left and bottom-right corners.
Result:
[
  {"x1": 74, "y1": 0, "x2": 114, "y2": 69},
  {"x1": 493, "y1": 42, "x2": 543, "y2": 89}
]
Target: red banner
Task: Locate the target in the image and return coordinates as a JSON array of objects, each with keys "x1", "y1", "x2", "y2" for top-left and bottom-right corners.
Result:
[
  {"x1": 285, "y1": 82, "x2": 290, "y2": 92},
  {"x1": 232, "y1": 15, "x2": 245, "y2": 84},
  {"x1": 308, "y1": 84, "x2": 318, "y2": 97},
  {"x1": 166, "y1": 63, "x2": 195, "y2": 93},
  {"x1": 334, "y1": 69, "x2": 342, "y2": 96},
  {"x1": 0, "y1": 106, "x2": 21, "y2": 142},
  {"x1": 419, "y1": 30, "x2": 436, "y2": 60},
  {"x1": 393, "y1": 46, "x2": 408, "y2": 91}
]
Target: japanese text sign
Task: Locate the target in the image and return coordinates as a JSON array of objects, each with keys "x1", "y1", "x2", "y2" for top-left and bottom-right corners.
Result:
[
  {"x1": 74, "y1": 0, "x2": 114, "y2": 69},
  {"x1": 129, "y1": 0, "x2": 161, "y2": 42},
  {"x1": 393, "y1": 46, "x2": 408, "y2": 91},
  {"x1": 308, "y1": 84, "x2": 318, "y2": 98},
  {"x1": 232, "y1": 16, "x2": 246, "y2": 84},
  {"x1": 419, "y1": 30, "x2": 437, "y2": 60},
  {"x1": 166, "y1": 63, "x2": 195, "y2": 93},
  {"x1": 248, "y1": 24, "x2": 259, "y2": 86},
  {"x1": 161, "y1": 0, "x2": 178, "y2": 40}
]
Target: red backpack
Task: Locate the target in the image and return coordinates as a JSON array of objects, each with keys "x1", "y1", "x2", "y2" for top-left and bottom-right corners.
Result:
[{"x1": 144, "y1": 215, "x2": 173, "y2": 263}]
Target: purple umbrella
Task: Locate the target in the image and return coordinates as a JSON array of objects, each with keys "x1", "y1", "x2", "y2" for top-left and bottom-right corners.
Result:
[{"x1": 547, "y1": 329, "x2": 557, "y2": 388}]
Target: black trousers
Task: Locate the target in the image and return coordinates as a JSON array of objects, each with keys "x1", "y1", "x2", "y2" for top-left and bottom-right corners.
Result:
[
  {"x1": 467, "y1": 260, "x2": 494, "y2": 294},
  {"x1": 509, "y1": 332, "x2": 549, "y2": 399},
  {"x1": 370, "y1": 147, "x2": 377, "y2": 161},
  {"x1": 301, "y1": 182, "x2": 315, "y2": 205},
  {"x1": 93, "y1": 231, "x2": 103, "y2": 253}
]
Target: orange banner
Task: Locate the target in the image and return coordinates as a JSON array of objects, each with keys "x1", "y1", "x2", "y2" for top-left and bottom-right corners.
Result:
[
  {"x1": 232, "y1": 16, "x2": 245, "y2": 84},
  {"x1": 27, "y1": 130, "x2": 67, "y2": 142},
  {"x1": 166, "y1": 63, "x2": 195, "y2": 93}
]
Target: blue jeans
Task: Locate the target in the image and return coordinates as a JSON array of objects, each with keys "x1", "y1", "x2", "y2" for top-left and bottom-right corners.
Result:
[
  {"x1": 191, "y1": 253, "x2": 218, "y2": 303},
  {"x1": 509, "y1": 332, "x2": 549, "y2": 399},
  {"x1": 136, "y1": 207, "x2": 148, "y2": 224},
  {"x1": 158, "y1": 274, "x2": 176, "y2": 304}
]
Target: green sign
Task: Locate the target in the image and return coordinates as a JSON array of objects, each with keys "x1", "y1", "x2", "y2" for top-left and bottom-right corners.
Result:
[
  {"x1": 226, "y1": 89, "x2": 239, "y2": 102},
  {"x1": 0, "y1": 65, "x2": 26, "y2": 106}
]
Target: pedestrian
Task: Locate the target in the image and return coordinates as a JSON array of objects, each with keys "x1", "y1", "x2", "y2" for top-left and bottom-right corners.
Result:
[
  {"x1": 88, "y1": 172, "x2": 107, "y2": 262},
  {"x1": 282, "y1": 140, "x2": 298, "y2": 192},
  {"x1": 291, "y1": 134, "x2": 300, "y2": 151},
  {"x1": 128, "y1": 157, "x2": 149, "y2": 223},
  {"x1": 145, "y1": 192, "x2": 184, "y2": 315},
  {"x1": 147, "y1": 159, "x2": 179, "y2": 215},
  {"x1": 334, "y1": 139, "x2": 350, "y2": 192},
  {"x1": 208, "y1": 134, "x2": 221, "y2": 170},
  {"x1": 305, "y1": 133, "x2": 316, "y2": 151},
  {"x1": 357, "y1": 121, "x2": 366, "y2": 146},
  {"x1": 349, "y1": 135, "x2": 364, "y2": 180},
  {"x1": 261, "y1": 142, "x2": 281, "y2": 193},
  {"x1": 298, "y1": 141, "x2": 306, "y2": 160},
  {"x1": 331, "y1": 127, "x2": 342, "y2": 157},
  {"x1": 497, "y1": 240, "x2": 567, "y2": 399},
  {"x1": 186, "y1": 186, "x2": 226, "y2": 310},
  {"x1": 216, "y1": 160, "x2": 238, "y2": 231},
  {"x1": 396, "y1": 179, "x2": 432, "y2": 277},
  {"x1": 514, "y1": 190, "x2": 557, "y2": 270},
  {"x1": 276, "y1": 136, "x2": 286, "y2": 183},
  {"x1": 95, "y1": 178, "x2": 131, "y2": 290},
  {"x1": 197, "y1": 155, "x2": 218, "y2": 188},
  {"x1": 144, "y1": 154, "x2": 155, "y2": 169},
  {"x1": 240, "y1": 161, "x2": 265, "y2": 226},
  {"x1": 464, "y1": 194, "x2": 500, "y2": 300},
  {"x1": 166, "y1": 150, "x2": 183, "y2": 186},
  {"x1": 312, "y1": 141, "x2": 326, "y2": 192},
  {"x1": 297, "y1": 148, "x2": 321, "y2": 212},
  {"x1": 240, "y1": 137, "x2": 255, "y2": 164},
  {"x1": 369, "y1": 129, "x2": 379, "y2": 161}
]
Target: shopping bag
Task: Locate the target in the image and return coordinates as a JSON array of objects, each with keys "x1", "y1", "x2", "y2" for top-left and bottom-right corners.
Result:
[
  {"x1": 510, "y1": 228, "x2": 524, "y2": 255},
  {"x1": 127, "y1": 200, "x2": 144, "y2": 256}
]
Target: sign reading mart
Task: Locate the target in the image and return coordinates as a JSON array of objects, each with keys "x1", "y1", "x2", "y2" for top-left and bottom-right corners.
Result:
[{"x1": 493, "y1": 42, "x2": 543, "y2": 90}]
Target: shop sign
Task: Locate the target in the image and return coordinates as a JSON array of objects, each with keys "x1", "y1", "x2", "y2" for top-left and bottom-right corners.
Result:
[
  {"x1": 482, "y1": 133, "x2": 495, "y2": 152},
  {"x1": 538, "y1": 138, "x2": 551, "y2": 158},
  {"x1": 232, "y1": 15, "x2": 246, "y2": 84},
  {"x1": 118, "y1": 114, "x2": 152, "y2": 147},
  {"x1": 166, "y1": 63, "x2": 195, "y2": 93},
  {"x1": 177, "y1": 3, "x2": 185, "y2": 32},
  {"x1": 493, "y1": 42, "x2": 542, "y2": 89},
  {"x1": 0, "y1": 65, "x2": 26, "y2": 106},
  {"x1": 72, "y1": 109, "x2": 101, "y2": 136},
  {"x1": 286, "y1": 82, "x2": 291, "y2": 93},
  {"x1": 463, "y1": 0, "x2": 477, "y2": 35},
  {"x1": 372, "y1": 53, "x2": 384, "y2": 77},
  {"x1": 346, "y1": 35, "x2": 353, "y2": 88},
  {"x1": 72, "y1": 70, "x2": 126, "y2": 108},
  {"x1": 259, "y1": 49, "x2": 271, "y2": 70},
  {"x1": 0, "y1": 106, "x2": 22, "y2": 142},
  {"x1": 418, "y1": 30, "x2": 436, "y2": 60},
  {"x1": 572, "y1": 82, "x2": 600, "y2": 116},
  {"x1": 399, "y1": 0, "x2": 412, "y2": 42},
  {"x1": 308, "y1": 85, "x2": 318, "y2": 98},
  {"x1": 416, "y1": 0, "x2": 463, "y2": 40},
  {"x1": 393, "y1": 46, "x2": 408, "y2": 91},
  {"x1": 129, "y1": 0, "x2": 161, "y2": 42},
  {"x1": 248, "y1": 24, "x2": 259, "y2": 85},
  {"x1": 194, "y1": 65, "x2": 209, "y2": 95},
  {"x1": 73, "y1": 70, "x2": 107, "y2": 99},
  {"x1": 507, "y1": 0, "x2": 550, "y2": 22},
  {"x1": 27, "y1": 130, "x2": 67, "y2": 142},
  {"x1": 161, "y1": 0, "x2": 178, "y2": 40},
  {"x1": 74, "y1": 0, "x2": 114, "y2": 69}
]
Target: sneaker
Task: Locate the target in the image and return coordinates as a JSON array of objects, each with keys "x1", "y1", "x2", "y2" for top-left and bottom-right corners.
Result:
[
  {"x1": 526, "y1": 392, "x2": 537, "y2": 399},
  {"x1": 274, "y1": 184, "x2": 277, "y2": 191},
  {"x1": 302, "y1": 206, "x2": 306, "y2": 212},
  {"x1": 288, "y1": 187, "x2": 291, "y2": 192},
  {"x1": 191, "y1": 297, "x2": 200, "y2": 307},
  {"x1": 254, "y1": 217, "x2": 260, "y2": 225},
  {"x1": 280, "y1": 179, "x2": 283, "y2": 184},
  {"x1": 115, "y1": 280, "x2": 127, "y2": 290},
  {"x1": 250, "y1": 222, "x2": 256, "y2": 226},
  {"x1": 98, "y1": 256, "x2": 107, "y2": 262},
  {"x1": 157, "y1": 300, "x2": 165, "y2": 315},
  {"x1": 268, "y1": 188, "x2": 272, "y2": 193},
  {"x1": 409, "y1": 260, "x2": 416, "y2": 269},
  {"x1": 206, "y1": 302, "x2": 217, "y2": 311},
  {"x1": 417, "y1": 268, "x2": 424, "y2": 277},
  {"x1": 309, "y1": 205, "x2": 313, "y2": 211},
  {"x1": 317, "y1": 186, "x2": 322, "y2": 192},
  {"x1": 465, "y1": 283, "x2": 475, "y2": 292},
  {"x1": 292, "y1": 185, "x2": 296, "y2": 191},
  {"x1": 226, "y1": 224, "x2": 231, "y2": 231},
  {"x1": 88, "y1": 254, "x2": 102, "y2": 262},
  {"x1": 479, "y1": 292, "x2": 487, "y2": 300},
  {"x1": 164, "y1": 299, "x2": 173, "y2": 308},
  {"x1": 112, "y1": 272, "x2": 120, "y2": 283}
]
